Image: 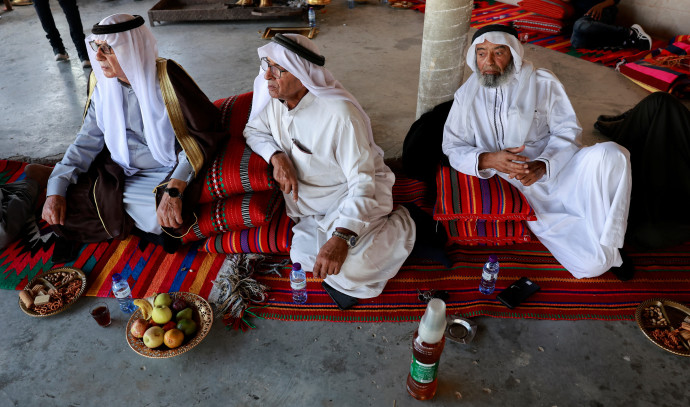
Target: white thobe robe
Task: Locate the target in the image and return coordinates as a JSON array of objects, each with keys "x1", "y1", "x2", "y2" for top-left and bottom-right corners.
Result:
[
  {"x1": 442, "y1": 69, "x2": 632, "y2": 278},
  {"x1": 244, "y1": 92, "x2": 416, "y2": 298}
]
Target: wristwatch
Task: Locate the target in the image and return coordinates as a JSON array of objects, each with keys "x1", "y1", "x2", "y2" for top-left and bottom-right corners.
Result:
[
  {"x1": 164, "y1": 187, "x2": 184, "y2": 199},
  {"x1": 332, "y1": 230, "x2": 358, "y2": 248}
]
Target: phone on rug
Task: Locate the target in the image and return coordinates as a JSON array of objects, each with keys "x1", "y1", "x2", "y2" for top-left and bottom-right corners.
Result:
[
  {"x1": 496, "y1": 277, "x2": 540, "y2": 309},
  {"x1": 322, "y1": 281, "x2": 358, "y2": 311}
]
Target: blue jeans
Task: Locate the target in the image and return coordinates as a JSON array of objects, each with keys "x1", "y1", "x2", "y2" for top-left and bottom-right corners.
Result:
[
  {"x1": 570, "y1": 6, "x2": 630, "y2": 49},
  {"x1": 33, "y1": 0, "x2": 88, "y2": 61}
]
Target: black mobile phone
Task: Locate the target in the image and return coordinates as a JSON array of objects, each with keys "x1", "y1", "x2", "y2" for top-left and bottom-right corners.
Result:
[
  {"x1": 496, "y1": 277, "x2": 540, "y2": 309},
  {"x1": 322, "y1": 281, "x2": 358, "y2": 311}
]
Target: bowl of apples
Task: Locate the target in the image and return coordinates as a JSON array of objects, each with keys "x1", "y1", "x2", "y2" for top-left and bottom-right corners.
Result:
[{"x1": 126, "y1": 292, "x2": 213, "y2": 358}]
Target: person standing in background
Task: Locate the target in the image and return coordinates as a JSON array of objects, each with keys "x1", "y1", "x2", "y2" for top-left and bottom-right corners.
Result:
[{"x1": 33, "y1": 0, "x2": 91, "y2": 67}]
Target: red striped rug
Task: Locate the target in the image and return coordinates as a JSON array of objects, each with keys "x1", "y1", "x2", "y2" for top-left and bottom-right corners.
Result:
[{"x1": 3, "y1": 160, "x2": 689, "y2": 322}]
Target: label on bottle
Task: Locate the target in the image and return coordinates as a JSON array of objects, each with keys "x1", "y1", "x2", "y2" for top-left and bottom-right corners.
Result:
[
  {"x1": 290, "y1": 280, "x2": 306, "y2": 290},
  {"x1": 481, "y1": 270, "x2": 495, "y2": 281},
  {"x1": 114, "y1": 285, "x2": 131, "y2": 299},
  {"x1": 409, "y1": 356, "x2": 439, "y2": 384}
]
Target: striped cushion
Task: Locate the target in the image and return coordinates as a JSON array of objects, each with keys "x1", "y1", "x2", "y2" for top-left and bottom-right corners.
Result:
[
  {"x1": 517, "y1": 0, "x2": 573, "y2": 19},
  {"x1": 199, "y1": 136, "x2": 276, "y2": 204},
  {"x1": 201, "y1": 204, "x2": 294, "y2": 254},
  {"x1": 434, "y1": 166, "x2": 536, "y2": 221},
  {"x1": 442, "y1": 219, "x2": 532, "y2": 246},
  {"x1": 199, "y1": 93, "x2": 276, "y2": 204},
  {"x1": 513, "y1": 14, "x2": 565, "y2": 34},
  {"x1": 182, "y1": 190, "x2": 282, "y2": 244}
]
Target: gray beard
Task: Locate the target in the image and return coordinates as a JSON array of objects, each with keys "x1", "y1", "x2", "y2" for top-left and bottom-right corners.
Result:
[{"x1": 479, "y1": 63, "x2": 515, "y2": 88}]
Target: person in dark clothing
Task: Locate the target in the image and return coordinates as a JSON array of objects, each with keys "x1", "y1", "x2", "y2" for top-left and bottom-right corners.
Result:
[
  {"x1": 33, "y1": 0, "x2": 90, "y2": 67},
  {"x1": 569, "y1": 0, "x2": 652, "y2": 51},
  {"x1": 595, "y1": 92, "x2": 690, "y2": 251}
]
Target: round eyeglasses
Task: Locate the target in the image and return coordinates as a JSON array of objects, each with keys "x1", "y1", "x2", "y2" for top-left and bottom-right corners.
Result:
[
  {"x1": 89, "y1": 41, "x2": 113, "y2": 55},
  {"x1": 260, "y1": 57, "x2": 288, "y2": 79}
]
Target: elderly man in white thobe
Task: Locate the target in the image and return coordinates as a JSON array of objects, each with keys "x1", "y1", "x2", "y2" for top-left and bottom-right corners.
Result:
[
  {"x1": 244, "y1": 34, "x2": 416, "y2": 303},
  {"x1": 443, "y1": 25, "x2": 632, "y2": 280}
]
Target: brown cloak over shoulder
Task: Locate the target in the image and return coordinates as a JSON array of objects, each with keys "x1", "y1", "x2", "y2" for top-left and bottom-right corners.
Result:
[{"x1": 53, "y1": 59, "x2": 228, "y2": 243}]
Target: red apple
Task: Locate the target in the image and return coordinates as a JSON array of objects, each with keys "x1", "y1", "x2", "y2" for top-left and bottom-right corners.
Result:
[
  {"x1": 130, "y1": 318, "x2": 149, "y2": 339},
  {"x1": 162, "y1": 321, "x2": 177, "y2": 332}
]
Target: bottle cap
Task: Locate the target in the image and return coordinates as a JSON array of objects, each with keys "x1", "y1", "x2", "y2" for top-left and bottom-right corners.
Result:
[
  {"x1": 112, "y1": 273, "x2": 123, "y2": 282},
  {"x1": 418, "y1": 298, "x2": 447, "y2": 344},
  {"x1": 292, "y1": 262, "x2": 301, "y2": 271},
  {"x1": 488, "y1": 254, "x2": 498, "y2": 263}
]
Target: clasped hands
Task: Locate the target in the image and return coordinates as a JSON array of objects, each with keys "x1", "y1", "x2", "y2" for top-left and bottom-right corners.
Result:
[{"x1": 479, "y1": 145, "x2": 546, "y2": 186}]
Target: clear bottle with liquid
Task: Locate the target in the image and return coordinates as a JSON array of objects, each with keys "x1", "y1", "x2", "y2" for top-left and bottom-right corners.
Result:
[
  {"x1": 479, "y1": 254, "x2": 500, "y2": 295},
  {"x1": 290, "y1": 262, "x2": 307, "y2": 304},
  {"x1": 308, "y1": 7, "x2": 316, "y2": 27},
  {"x1": 406, "y1": 298, "x2": 447, "y2": 400},
  {"x1": 111, "y1": 273, "x2": 136, "y2": 313}
]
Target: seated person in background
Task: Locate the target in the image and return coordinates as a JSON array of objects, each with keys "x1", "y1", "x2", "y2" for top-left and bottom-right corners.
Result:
[
  {"x1": 1, "y1": 164, "x2": 52, "y2": 251},
  {"x1": 568, "y1": 0, "x2": 651, "y2": 50},
  {"x1": 595, "y1": 92, "x2": 690, "y2": 253},
  {"x1": 42, "y1": 14, "x2": 226, "y2": 260},
  {"x1": 442, "y1": 25, "x2": 633, "y2": 280},
  {"x1": 243, "y1": 34, "x2": 416, "y2": 303}
]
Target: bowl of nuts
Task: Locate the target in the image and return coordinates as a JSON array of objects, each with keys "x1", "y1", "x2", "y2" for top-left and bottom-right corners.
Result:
[{"x1": 18, "y1": 267, "x2": 87, "y2": 317}]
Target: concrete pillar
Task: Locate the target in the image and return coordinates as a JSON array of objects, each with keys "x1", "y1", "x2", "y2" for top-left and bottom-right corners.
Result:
[{"x1": 416, "y1": 0, "x2": 473, "y2": 119}]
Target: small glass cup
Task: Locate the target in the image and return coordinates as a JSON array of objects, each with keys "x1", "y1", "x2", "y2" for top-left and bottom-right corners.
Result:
[{"x1": 89, "y1": 302, "x2": 111, "y2": 327}]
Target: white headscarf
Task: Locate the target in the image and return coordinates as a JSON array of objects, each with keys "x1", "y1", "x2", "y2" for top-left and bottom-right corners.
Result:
[
  {"x1": 85, "y1": 14, "x2": 176, "y2": 176},
  {"x1": 249, "y1": 34, "x2": 383, "y2": 157},
  {"x1": 460, "y1": 30, "x2": 537, "y2": 149}
]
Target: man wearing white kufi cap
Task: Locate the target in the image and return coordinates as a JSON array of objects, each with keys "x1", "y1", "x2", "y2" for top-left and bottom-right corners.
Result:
[
  {"x1": 42, "y1": 14, "x2": 227, "y2": 259},
  {"x1": 443, "y1": 25, "x2": 633, "y2": 280},
  {"x1": 244, "y1": 34, "x2": 416, "y2": 303}
]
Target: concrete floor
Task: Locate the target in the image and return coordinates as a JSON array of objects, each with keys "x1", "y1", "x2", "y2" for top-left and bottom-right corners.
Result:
[{"x1": 1, "y1": 1, "x2": 689, "y2": 406}]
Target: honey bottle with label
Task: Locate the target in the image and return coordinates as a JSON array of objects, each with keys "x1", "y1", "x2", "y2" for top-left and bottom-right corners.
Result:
[{"x1": 406, "y1": 298, "x2": 447, "y2": 400}]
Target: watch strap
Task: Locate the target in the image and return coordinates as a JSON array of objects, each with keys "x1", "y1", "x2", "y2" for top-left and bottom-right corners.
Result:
[{"x1": 332, "y1": 230, "x2": 357, "y2": 248}]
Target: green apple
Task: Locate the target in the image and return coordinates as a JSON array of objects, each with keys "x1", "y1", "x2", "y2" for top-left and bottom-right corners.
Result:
[
  {"x1": 142, "y1": 326, "x2": 165, "y2": 348},
  {"x1": 177, "y1": 319, "x2": 197, "y2": 336},
  {"x1": 176, "y1": 307, "x2": 193, "y2": 322},
  {"x1": 154, "y1": 293, "x2": 173, "y2": 307},
  {"x1": 151, "y1": 305, "x2": 173, "y2": 324}
]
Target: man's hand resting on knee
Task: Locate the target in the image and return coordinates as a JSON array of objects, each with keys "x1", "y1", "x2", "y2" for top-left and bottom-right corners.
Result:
[
  {"x1": 42, "y1": 195, "x2": 67, "y2": 225},
  {"x1": 313, "y1": 237, "x2": 349, "y2": 279},
  {"x1": 157, "y1": 178, "x2": 186, "y2": 229}
]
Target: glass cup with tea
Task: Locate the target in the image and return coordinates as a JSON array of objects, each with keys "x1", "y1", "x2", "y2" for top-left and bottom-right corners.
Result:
[{"x1": 89, "y1": 302, "x2": 111, "y2": 327}]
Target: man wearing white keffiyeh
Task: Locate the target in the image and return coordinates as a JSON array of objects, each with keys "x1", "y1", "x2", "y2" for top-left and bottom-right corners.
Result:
[
  {"x1": 42, "y1": 14, "x2": 226, "y2": 256},
  {"x1": 244, "y1": 34, "x2": 416, "y2": 302},
  {"x1": 443, "y1": 25, "x2": 633, "y2": 280}
]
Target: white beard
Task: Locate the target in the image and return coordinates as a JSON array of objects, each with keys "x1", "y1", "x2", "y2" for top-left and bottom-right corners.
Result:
[{"x1": 479, "y1": 63, "x2": 515, "y2": 88}]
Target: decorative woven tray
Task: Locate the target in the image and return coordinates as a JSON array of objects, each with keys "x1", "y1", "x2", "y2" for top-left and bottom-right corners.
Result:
[{"x1": 19, "y1": 267, "x2": 87, "y2": 317}]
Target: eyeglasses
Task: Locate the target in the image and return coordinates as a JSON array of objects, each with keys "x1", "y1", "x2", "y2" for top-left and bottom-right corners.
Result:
[
  {"x1": 89, "y1": 41, "x2": 113, "y2": 55},
  {"x1": 260, "y1": 57, "x2": 288, "y2": 79}
]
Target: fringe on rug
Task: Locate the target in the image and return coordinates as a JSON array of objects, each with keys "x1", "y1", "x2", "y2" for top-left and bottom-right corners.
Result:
[{"x1": 208, "y1": 254, "x2": 278, "y2": 331}]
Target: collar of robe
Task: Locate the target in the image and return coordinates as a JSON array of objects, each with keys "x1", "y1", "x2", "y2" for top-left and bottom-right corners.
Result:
[
  {"x1": 91, "y1": 15, "x2": 145, "y2": 34},
  {"x1": 272, "y1": 33, "x2": 325, "y2": 66}
]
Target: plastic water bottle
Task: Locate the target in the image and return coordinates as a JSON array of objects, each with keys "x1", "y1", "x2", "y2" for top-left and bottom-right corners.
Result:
[
  {"x1": 347, "y1": 0, "x2": 354, "y2": 9},
  {"x1": 290, "y1": 262, "x2": 307, "y2": 304},
  {"x1": 479, "y1": 254, "x2": 500, "y2": 295},
  {"x1": 308, "y1": 7, "x2": 316, "y2": 27},
  {"x1": 406, "y1": 298, "x2": 447, "y2": 400},
  {"x1": 112, "y1": 273, "x2": 135, "y2": 313}
]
